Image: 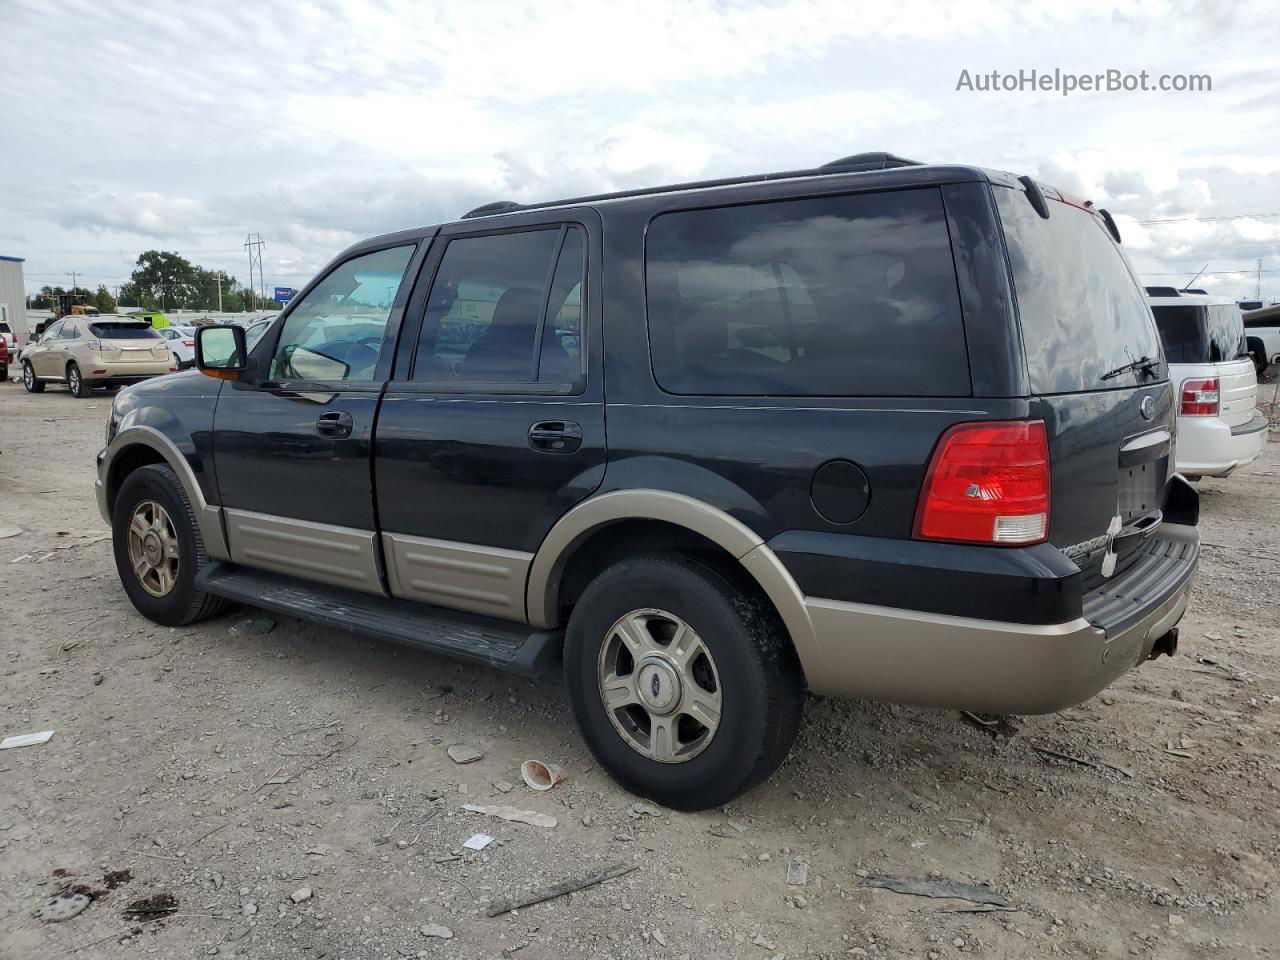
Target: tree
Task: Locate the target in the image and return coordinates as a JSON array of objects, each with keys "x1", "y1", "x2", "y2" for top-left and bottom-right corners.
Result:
[
  {"x1": 93, "y1": 285, "x2": 117, "y2": 314},
  {"x1": 117, "y1": 250, "x2": 252, "y2": 311}
]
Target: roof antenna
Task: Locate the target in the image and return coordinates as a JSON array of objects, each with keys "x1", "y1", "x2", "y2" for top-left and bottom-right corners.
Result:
[{"x1": 1181, "y1": 263, "x2": 1209, "y2": 291}]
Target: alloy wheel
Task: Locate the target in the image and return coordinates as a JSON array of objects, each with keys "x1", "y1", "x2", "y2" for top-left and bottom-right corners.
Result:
[
  {"x1": 126, "y1": 499, "x2": 180, "y2": 597},
  {"x1": 597, "y1": 608, "x2": 722, "y2": 763}
]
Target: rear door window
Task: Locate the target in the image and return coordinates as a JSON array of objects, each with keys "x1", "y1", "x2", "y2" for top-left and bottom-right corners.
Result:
[
  {"x1": 413, "y1": 226, "x2": 586, "y2": 385},
  {"x1": 995, "y1": 188, "x2": 1163, "y2": 393},
  {"x1": 645, "y1": 188, "x2": 969, "y2": 396}
]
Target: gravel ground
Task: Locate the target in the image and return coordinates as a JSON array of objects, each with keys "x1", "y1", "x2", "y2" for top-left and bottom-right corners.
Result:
[{"x1": 1, "y1": 376, "x2": 1278, "y2": 960}]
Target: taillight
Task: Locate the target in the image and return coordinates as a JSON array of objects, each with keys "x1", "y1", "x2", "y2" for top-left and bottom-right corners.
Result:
[
  {"x1": 182, "y1": 339, "x2": 195, "y2": 347},
  {"x1": 86, "y1": 339, "x2": 104, "y2": 351},
  {"x1": 1180, "y1": 378, "x2": 1219, "y2": 416},
  {"x1": 914, "y1": 420, "x2": 1051, "y2": 546}
]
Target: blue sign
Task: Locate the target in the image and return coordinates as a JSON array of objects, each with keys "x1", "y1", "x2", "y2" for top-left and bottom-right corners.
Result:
[{"x1": 274, "y1": 286, "x2": 297, "y2": 303}]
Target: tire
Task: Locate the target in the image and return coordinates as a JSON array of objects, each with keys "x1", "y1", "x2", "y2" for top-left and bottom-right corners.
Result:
[
  {"x1": 22, "y1": 361, "x2": 45, "y2": 393},
  {"x1": 112, "y1": 463, "x2": 229, "y2": 626},
  {"x1": 68, "y1": 362, "x2": 93, "y2": 398},
  {"x1": 563, "y1": 554, "x2": 804, "y2": 811}
]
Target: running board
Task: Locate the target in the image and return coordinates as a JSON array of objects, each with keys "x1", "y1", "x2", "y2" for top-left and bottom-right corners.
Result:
[{"x1": 195, "y1": 563, "x2": 560, "y2": 678}]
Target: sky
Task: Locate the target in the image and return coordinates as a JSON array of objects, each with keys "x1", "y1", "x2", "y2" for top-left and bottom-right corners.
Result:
[{"x1": 2, "y1": 0, "x2": 1278, "y2": 304}]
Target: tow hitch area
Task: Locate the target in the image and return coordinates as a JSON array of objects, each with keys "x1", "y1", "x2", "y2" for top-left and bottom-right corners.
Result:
[{"x1": 1148, "y1": 627, "x2": 1179, "y2": 660}]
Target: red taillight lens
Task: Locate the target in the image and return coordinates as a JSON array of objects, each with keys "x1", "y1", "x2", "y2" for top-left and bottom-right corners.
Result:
[
  {"x1": 1180, "y1": 378, "x2": 1219, "y2": 416},
  {"x1": 914, "y1": 420, "x2": 1051, "y2": 545},
  {"x1": 182, "y1": 339, "x2": 195, "y2": 347}
]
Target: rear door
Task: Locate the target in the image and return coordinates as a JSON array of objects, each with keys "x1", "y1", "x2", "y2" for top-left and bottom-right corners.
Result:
[
  {"x1": 995, "y1": 186, "x2": 1172, "y2": 577},
  {"x1": 373, "y1": 212, "x2": 605, "y2": 622},
  {"x1": 29, "y1": 320, "x2": 63, "y2": 376}
]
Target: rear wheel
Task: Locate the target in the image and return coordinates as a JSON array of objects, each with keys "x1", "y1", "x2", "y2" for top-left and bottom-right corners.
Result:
[
  {"x1": 68, "y1": 362, "x2": 92, "y2": 398},
  {"x1": 112, "y1": 464, "x2": 229, "y2": 626},
  {"x1": 563, "y1": 554, "x2": 804, "y2": 810},
  {"x1": 22, "y1": 362, "x2": 44, "y2": 393}
]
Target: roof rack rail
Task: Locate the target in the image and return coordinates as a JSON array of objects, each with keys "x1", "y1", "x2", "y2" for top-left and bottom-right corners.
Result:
[
  {"x1": 460, "y1": 151, "x2": 926, "y2": 219},
  {"x1": 462, "y1": 200, "x2": 523, "y2": 219}
]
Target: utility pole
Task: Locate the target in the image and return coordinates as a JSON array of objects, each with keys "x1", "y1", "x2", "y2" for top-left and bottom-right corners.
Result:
[
  {"x1": 244, "y1": 234, "x2": 265, "y2": 312},
  {"x1": 1258, "y1": 258, "x2": 1263, "y2": 300},
  {"x1": 66, "y1": 271, "x2": 78, "y2": 293},
  {"x1": 214, "y1": 271, "x2": 224, "y2": 312}
]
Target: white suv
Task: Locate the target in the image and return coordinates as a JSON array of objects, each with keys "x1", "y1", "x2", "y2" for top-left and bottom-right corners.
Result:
[{"x1": 1147, "y1": 289, "x2": 1269, "y2": 479}]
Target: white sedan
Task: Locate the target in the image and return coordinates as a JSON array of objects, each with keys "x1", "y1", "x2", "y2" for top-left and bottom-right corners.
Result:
[{"x1": 156, "y1": 325, "x2": 197, "y2": 368}]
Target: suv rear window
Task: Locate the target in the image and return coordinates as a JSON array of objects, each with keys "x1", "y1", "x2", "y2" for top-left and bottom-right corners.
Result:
[
  {"x1": 645, "y1": 188, "x2": 970, "y2": 396},
  {"x1": 1151, "y1": 304, "x2": 1248, "y2": 364},
  {"x1": 89, "y1": 322, "x2": 160, "y2": 339},
  {"x1": 995, "y1": 188, "x2": 1163, "y2": 393}
]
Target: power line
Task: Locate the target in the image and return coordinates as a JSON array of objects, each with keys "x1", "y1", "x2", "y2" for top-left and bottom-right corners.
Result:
[
  {"x1": 1139, "y1": 269, "x2": 1280, "y2": 276},
  {"x1": 1136, "y1": 212, "x2": 1280, "y2": 225}
]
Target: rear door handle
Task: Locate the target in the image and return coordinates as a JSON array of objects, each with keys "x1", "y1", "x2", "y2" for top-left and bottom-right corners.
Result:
[
  {"x1": 316, "y1": 410, "x2": 353, "y2": 438},
  {"x1": 528, "y1": 420, "x2": 583, "y2": 454}
]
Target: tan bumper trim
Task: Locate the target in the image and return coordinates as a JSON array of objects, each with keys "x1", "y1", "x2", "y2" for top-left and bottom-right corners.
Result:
[{"x1": 802, "y1": 583, "x2": 1191, "y2": 715}]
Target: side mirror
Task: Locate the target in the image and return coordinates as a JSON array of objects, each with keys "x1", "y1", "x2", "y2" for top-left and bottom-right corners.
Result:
[{"x1": 196, "y1": 325, "x2": 248, "y2": 379}]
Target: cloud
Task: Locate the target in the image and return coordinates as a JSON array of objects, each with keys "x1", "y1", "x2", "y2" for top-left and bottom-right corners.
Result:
[{"x1": 1, "y1": 0, "x2": 1278, "y2": 299}]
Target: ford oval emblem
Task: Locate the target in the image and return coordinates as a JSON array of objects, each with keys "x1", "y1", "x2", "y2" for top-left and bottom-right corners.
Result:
[{"x1": 1140, "y1": 396, "x2": 1155, "y2": 420}]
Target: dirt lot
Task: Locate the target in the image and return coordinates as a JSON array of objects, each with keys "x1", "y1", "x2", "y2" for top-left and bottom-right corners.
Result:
[{"x1": 1, "y1": 377, "x2": 1278, "y2": 960}]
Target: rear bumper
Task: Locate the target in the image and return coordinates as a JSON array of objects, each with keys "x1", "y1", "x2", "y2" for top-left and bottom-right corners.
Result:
[
  {"x1": 85, "y1": 358, "x2": 175, "y2": 380},
  {"x1": 801, "y1": 522, "x2": 1198, "y2": 714},
  {"x1": 1176, "y1": 412, "x2": 1268, "y2": 477}
]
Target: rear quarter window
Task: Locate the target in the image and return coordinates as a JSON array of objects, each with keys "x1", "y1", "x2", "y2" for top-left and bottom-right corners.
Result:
[
  {"x1": 995, "y1": 187, "x2": 1163, "y2": 393},
  {"x1": 645, "y1": 188, "x2": 971, "y2": 396}
]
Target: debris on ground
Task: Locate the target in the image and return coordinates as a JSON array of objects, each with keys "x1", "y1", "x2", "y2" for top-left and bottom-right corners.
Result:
[
  {"x1": 630, "y1": 801, "x2": 663, "y2": 817},
  {"x1": 462, "y1": 803, "x2": 556, "y2": 828},
  {"x1": 0, "y1": 524, "x2": 23, "y2": 539},
  {"x1": 0, "y1": 729, "x2": 54, "y2": 750},
  {"x1": 463, "y1": 833, "x2": 495, "y2": 851},
  {"x1": 122, "y1": 893, "x2": 179, "y2": 921},
  {"x1": 448, "y1": 744, "x2": 484, "y2": 764},
  {"x1": 420, "y1": 923, "x2": 454, "y2": 939},
  {"x1": 520, "y1": 758, "x2": 565, "y2": 790},
  {"x1": 230, "y1": 617, "x2": 276, "y2": 637},
  {"x1": 35, "y1": 891, "x2": 92, "y2": 922},
  {"x1": 493, "y1": 779, "x2": 514, "y2": 794},
  {"x1": 786, "y1": 860, "x2": 808, "y2": 885},
  {"x1": 485, "y1": 862, "x2": 638, "y2": 917},
  {"x1": 861, "y1": 875, "x2": 1010, "y2": 906},
  {"x1": 290, "y1": 886, "x2": 312, "y2": 903}
]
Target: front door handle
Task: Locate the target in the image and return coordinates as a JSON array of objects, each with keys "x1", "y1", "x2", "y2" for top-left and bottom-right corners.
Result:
[
  {"x1": 528, "y1": 420, "x2": 583, "y2": 454},
  {"x1": 316, "y1": 410, "x2": 353, "y2": 438}
]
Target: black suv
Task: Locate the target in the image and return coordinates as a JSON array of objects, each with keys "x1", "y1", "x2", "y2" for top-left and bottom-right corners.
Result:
[{"x1": 97, "y1": 153, "x2": 1199, "y2": 810}]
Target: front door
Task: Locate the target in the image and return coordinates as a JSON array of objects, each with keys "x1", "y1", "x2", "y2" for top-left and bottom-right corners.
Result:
[
  {"x1": 373, "y1": 213, "x2": 606, "y2": 622},
  {"x1": 29, "y1": 320, "x2": 66, "y2": 377},
  {"x1": 212, "y1": 241, "x2": 423, "y2": 593}
]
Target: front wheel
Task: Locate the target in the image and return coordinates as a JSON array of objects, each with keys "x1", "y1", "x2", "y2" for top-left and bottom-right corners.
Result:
[
  {"x1": 68, "y1": 362, "x2": 92, "y2": 398},
  {"x1": 22, "y1": 362, "x2": 45, "y2": 393},
  {"x1": 563, "y1": 554, "x2": 804, "y2": 811},
  {"x1": 112, "y1": 464, "x2": 229, "y2": 626}
]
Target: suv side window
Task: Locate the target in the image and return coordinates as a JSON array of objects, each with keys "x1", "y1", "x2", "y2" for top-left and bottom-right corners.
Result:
[
  {"x1": 60, "y1": 321, "x2": 80, "y2": 339},
  {"x1": 413, "y1": 226, "x2": 585, "y2": 385},
  {"x1": 645, "y1": 188, "x2": 970, "y2": 397},
  {"x1": 269, "y1": 244, "x2": 415, "y2": 382}
]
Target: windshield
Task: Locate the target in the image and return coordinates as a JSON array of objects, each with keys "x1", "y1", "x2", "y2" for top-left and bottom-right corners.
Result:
[
  {"x1": 89, "y1": 322, "x2": 161, "y2": 340},
  {"x1": 1152, "y1": 304, "x2": 1248, "y2": 364},
  {"x1": 995, "y1": 187, "x2": 1164, "y2": 393}
]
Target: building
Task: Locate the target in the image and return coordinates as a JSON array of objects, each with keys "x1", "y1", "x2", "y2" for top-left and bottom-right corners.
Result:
[{"x1": 0, "y1": 255, "x2": 27, "y2": 341}]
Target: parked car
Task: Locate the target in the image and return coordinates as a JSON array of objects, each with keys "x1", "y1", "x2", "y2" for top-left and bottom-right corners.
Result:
[
  {"x1": 1242, "y1": 303, "x2": 1280, "y2": 376},
  {"x1": 23, "y1": 315, "x2": 177, "y2": 397},
  {"x1": 157, "y1": 325, "x2": 197, "y2": 368},
  {"x1": 97, "y1": 153, "x2": 1199, "y2": 809},
  {"x1": 0, "y1": 336, "x2": 8, "y2": 381},
  {"x1": 0, "y1": 318, "x2": 15, "y2": 355},
  {"x1": 1146, "y1": 289, "x2": 1268, "y2": 479}
]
